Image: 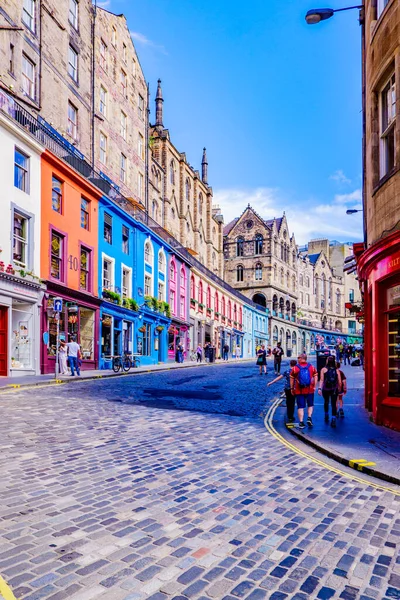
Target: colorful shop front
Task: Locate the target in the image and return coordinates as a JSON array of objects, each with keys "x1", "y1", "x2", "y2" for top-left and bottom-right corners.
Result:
[{"x1": 167, "y1": 254, "x2": 190, "y2": 361}]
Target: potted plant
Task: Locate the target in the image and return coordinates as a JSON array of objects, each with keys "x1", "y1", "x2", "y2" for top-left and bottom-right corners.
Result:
[
  {"x1": 144, "y1": 296, "x2": 153, "y2": 309},
  {"x1": 156, "y1": 325, "x2": 164, "y2": 332},
  {"x1": 0, "y1": 262, "x2": 5, "y2": 272},
  {"x1": 6, "y1": 264, "x2": 15, "y2": 275},
  {"x1": 138, "y1": 325, "x2": 146, "y2": 333},
  {"x1": 198, "y1": 302, "x2": 205, "y2": 309}
]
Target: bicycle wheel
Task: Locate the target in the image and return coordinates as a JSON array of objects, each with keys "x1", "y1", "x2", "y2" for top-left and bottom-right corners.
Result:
[
  {"x1": 123, "y1": 357, "x2": 131, "y2": 372},
  {"x1": 133, "y1": 357, "x2": 140, "y2": 368},
  {"x1": 113, "y1": 358, "x2": 121, "y2": 373}
]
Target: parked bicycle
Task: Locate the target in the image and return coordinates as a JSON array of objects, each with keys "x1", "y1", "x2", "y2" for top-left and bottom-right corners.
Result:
[
  {"x1": 112, "y1": 355, "x2": 131, "y2": 373},
  {"x1": 190, "y1": 351, "x2": 197, "y2": 361}
]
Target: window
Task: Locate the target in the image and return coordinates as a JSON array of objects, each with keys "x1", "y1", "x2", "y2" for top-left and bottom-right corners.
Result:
[
  {"x1": 170, "y1": 161, "x2": 175, "y2": 185},
  {"x1": 255, "y1": 234, "x2": 263, "y2": 255},
  {"x1": 145, "y1": 274, "x2": 152, "y2": 296},
  {"x1": 22, "y1": 0, "x2": 35, "y2": 31},
  {"x1": 120, "y1": 111, "x2": 127, "y2": 140},
  {"x1": 9, "y1": 44, "x2": 14, "y2": 74},
  {"x1": 138, "y1": 94, "x2": 144, "y2": 119},
  {"x1": 52, "y1": 176, "x2": 62, "y2": 213},
  {"x1": 51, "y1": 231, "x2": 64, "y2": 281},
  {"x1": 67, "y1": 102, "x2": 78, "y2": 139},
  {"x1": 299, "y1": 274, "x2": 303, "y2": 286},
  {"x1": 14, "y1": 149, "x2": 29, "y2": 193},
  {"x1": 138, "y1": 133, "x2": 144, "y2": 160},
  {"x1": 81, "y1": 198, "x2": 90, "y2": 230},
  {"x1": 122, "y1": 267, "x2": 131, "y2": 298},
  {"x1": 22, "y1": 54, "x2": 35, "y2": 99},
  {"x1": 100, "y1": 39, "x2": 107, "y2": 70},
  {"x1": 120, "y1": 153, "x2": 127, "y2": 182},
  {"x1": 13, "y1": 213, "x2": 29, "y2": 267},
  {"x1": 122, "y1": 226, "x2": 129, "y2": 254},
  {"x1": 141, "y1": 323, "x2": 151, "y2": 356},
  {"x1": 349, "y1": 289, "x2": 355, "y2": 303},
  {"x1": 99, "y1": 86, "x2": 107, "y2": 116},
  {"x1": 104, "y1": 213, "x2": 112, "y2": 244},
  {"x1": 103, "y1": 257, "x2": 113, "y2": 289},
  {"x1": 80, "y1": 247, "x2": 91, "y2": 291},
  {"x1": 132, "y1": 58, "x2": 137, "y2": 77},
  {"x1": 255, "y1": 263, "x2": 262, "y2": 281},
  {"x1": 158, "y1": 282, "x2": 165, "y2": 302},
  {"x1": 158, "y1": 250, "x2": 165, "y2": 274},
  {"x1": 121, "y1": 42, "x2": 127, "y2": 62},
  {"x1": 100, "y1": 132, "x2": 107, "y2": 164},
  {"x1": 236, "y1": 237, "x2": 244, "y2": 257},
  {"x1": 377, "y1": 0, "x2": 390, "y2": 18},
  {"x1": 237, "y1": 265, "x2": 244, "y2": 282},
  {"x1": 112, "y1": 25, "x2": 117, "y2": 46},
  {"x1": 69, "y1": 0, "x2": 78, "y2": 29},
  {"x1": 120, "y1": 69, "x2": 127, "y2": 96},
  {"x1": 180, "y1": 296, "x2": 185, "y2": 318},
  {"x1": 380, "y1": 73, "x2": 396, "y2": 178},
  {"x1": 144, "y1": 240, "x2": 152, "y2": 264},
  {"x1": 198, "y1": 193, "x2": 203, "y2": 214},
  {"x1": 152, "y1": 200, "x2": 158, "y2": 221},
  {"x1": 138, "y1": 172, "x2": 144, "y2": 199},
  {"x1": 68, "y1": 45, "x2": 78, "y2": 82}
]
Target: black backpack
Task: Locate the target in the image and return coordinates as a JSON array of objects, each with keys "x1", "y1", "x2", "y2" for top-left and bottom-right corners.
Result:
[{"x1": 324, "y1": 367, "x2": 338, "y2": 391}]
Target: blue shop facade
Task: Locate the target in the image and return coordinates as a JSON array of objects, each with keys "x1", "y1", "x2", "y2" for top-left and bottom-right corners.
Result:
[{"x1": 98, "y1": 198, "x2": 171, "y2": 368}]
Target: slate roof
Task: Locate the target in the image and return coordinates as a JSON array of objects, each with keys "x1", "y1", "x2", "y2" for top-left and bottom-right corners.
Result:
[
  {"x1": 223, "y1": 218, "x2": 239, "y2": 235},
  {"x1": 307, "y1": 253, "x2": 321, "y2": 265}
]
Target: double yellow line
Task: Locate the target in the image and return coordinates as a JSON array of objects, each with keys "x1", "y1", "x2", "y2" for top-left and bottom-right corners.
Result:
[
  {"x1": 0, "y1": 575, "x2": 18, "y2": 600},
  {"x1": 264, "y1": 396, "x2": 400, "y2": 497}
]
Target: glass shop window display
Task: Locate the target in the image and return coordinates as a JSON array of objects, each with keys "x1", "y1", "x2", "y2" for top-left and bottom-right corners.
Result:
[{"x1": 11, "y1": 300, "x2": 34, "y2": 369}]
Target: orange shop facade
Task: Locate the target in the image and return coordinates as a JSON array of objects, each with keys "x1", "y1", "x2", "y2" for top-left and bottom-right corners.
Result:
[{"x1": 356, "y1": 231, "x2": 400, "y2": 431}]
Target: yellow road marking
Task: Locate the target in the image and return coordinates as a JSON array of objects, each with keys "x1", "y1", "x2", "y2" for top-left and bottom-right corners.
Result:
[
  {"x1": 0, "y1": 575, "x2": 18, "y2": 600},
  {"x1": 265, "y1": 397, "x2": 400, "y2": 497},
  {"x1": 349, "y1": 459, "x2": 376, "y2": 468},
  {"x1": 7, "y1": 384, "x2": 20, "y2": 388}
]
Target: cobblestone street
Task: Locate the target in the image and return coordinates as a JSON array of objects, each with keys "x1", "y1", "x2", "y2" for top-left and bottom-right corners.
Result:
[{"x1": 1, "y1": 361, "x2": 400, "y2": 600}]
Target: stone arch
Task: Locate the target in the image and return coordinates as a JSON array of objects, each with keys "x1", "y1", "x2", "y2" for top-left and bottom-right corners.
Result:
[{"x1": 252, "y1": 292, "x2": 266, "y2": 308}]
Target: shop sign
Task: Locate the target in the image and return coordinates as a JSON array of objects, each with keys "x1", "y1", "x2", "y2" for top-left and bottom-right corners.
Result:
[
  {"x1": 376, "y1": 249, "x2": 400, "y2": 279},
  {"x1": 12, "y1": 285, "x2": 38, "y2": 298},
  {"x1": 388, "y1": 285, "x2": 400, "y2": 309}
]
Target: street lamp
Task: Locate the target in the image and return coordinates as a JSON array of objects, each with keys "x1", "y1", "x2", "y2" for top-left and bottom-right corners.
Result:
[
  {"x1": 346, "y1": 209, "x2": 362, "y2": 215},
  {"x1": 305, "y1": 5, "x2": 363, "y2": 25}
]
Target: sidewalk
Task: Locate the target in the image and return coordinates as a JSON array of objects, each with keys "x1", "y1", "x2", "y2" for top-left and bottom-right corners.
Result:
[
  {"x1": 282, "y1": 363, "x2": 400, "y2": 485},
  {"x1": 0, "y1": 357, "x2": 253, "y2": 391}
]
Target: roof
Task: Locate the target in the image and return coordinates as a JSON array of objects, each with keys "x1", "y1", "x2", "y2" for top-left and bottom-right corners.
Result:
[
  {"x1": 307, "y1": 253, "x2": 321, "y2": 265},
  {"x1": 264, "y1": 217, "x2": 283, "y2": 230},
  {"x1": 223, "y1": 218, "x2": 239, "y2": 235}
]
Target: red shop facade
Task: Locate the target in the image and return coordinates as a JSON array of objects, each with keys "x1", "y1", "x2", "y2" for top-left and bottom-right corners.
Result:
[
  {"x1": 355, "y1": 231, "x2": 400, "y2": 431},
  {"x1": 41, "y1": 283, "x2": 100, "y2": 374}
]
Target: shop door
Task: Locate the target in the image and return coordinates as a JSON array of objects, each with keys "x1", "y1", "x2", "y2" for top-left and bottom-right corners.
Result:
[{"x1": 0, "y1": 306, "x2": 8, "y2": 376}]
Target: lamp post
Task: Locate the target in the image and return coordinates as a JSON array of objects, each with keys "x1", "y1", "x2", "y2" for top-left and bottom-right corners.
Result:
[
  {"x1": 305, "y1": 4, "x2": 366, "y2": 247},
  {"x1": 346, "y1": 208, "x2": 362, "y2": 215}
]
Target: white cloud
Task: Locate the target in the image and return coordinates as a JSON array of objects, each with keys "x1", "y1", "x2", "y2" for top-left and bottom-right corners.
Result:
[
  {"x1": 130, "y1": 31, "x2": 167, "y2": 55},
  {"x1": 97, "y1": 1, "x2": 111, "y2": 7},
  {"x1": 330, "y1": 170, "x2": 351, "y2": 185},
  {"x1": 334, "y1": 189, "x2": 362, "y2": 204},
  {"x1": 214, "y1": 186, "x2": 363, "y2": 245}
]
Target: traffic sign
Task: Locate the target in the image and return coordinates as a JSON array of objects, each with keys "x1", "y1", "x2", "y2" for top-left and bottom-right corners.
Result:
[{"x1": 54, "y1": 297, "x2": 63, "y2": 312}]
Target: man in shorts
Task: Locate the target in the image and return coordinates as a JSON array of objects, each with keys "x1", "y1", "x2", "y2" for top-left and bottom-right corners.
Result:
[{"x1": 290, "y1": 353, "x2": 318, "y2": 429}]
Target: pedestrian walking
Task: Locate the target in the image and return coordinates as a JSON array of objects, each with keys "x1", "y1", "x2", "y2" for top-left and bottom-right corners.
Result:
[
  {"x1": 58, "y1": 340, "x2": 68, "y2": 375},
  {"x1": 290, "y1": 354, "x2": 318, "y2": 429},
  {"x1": 204, "y1": 342, "x2": 210, "y2": 363},
  {"x1": 318, "y1": 355, "x2": 342, "y2": 427},
  {"x1": 223, "y1": 343, "x2": 229, "y2": 361},
  {"x1": 235, "y1": 345, "x2": 241, "y2": 360},
  {"x1": 336, "y1": 361, "x2": 347, "y2": 417},
  {"x1": 176, "y1": 343, "x2": 184, "y2": 363},
  {"x1": 268, "y1": 359, "x2": 297, "y2": 422},
  {"x1": 272, "y1": 342, "x2": 284, "y2": 374},
  {"x1": 343, "y1": 345, "x2": 351, "y2": 366},
  {"x1": 256, "y1": 344, "x2": 267, "y2": 375},
  {"x1": 67, "y1": 335, "x2": 81, "y2": 376},
  {"x1": 196, "y1": 344, "x2": 202, "y2": 362}
]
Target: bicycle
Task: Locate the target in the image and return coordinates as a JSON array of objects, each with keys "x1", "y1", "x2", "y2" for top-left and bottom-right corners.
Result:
[
  {"x1": 112, "y1": 355, "x2": 131, "y2": 373},
  {"x1": 131, "y1": 355, "x2": 141, "y2": 368},
  {"x1": 190, "y1": 351, "x2": 197, "y2": 361}
]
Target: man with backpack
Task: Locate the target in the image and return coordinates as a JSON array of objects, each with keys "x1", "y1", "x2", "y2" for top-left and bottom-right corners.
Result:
[
  {"x1": 290, "y1": 353, "x2": 318, "y2": 429},
  {"x1": 318, "y1": 355, "x2": 342, "y2": 427}
]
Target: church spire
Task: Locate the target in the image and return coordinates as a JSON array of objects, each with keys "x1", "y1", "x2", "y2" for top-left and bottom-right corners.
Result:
[
  {"x1": 201, "y1": 147, "x2": 208, "y2": 184},
  {"x1": 155, "y1": 79, "x2": 164, "y2": 127}
]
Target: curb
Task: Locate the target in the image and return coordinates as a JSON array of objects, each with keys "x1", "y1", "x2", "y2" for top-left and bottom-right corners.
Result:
[
  {"x1": 0, "y1": 358, "x2": 255, "y2": 393},
  {"x1": 283, "y1": 414, "x2": 400, "y2": 487}
]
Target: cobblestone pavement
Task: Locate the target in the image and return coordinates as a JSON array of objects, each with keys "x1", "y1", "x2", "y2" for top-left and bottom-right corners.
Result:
[{"x1": 1, "y1": 361, "x2": 400, "y2": 600}]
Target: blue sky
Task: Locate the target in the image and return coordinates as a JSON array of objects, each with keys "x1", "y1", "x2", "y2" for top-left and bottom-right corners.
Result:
[{"x1": 100, "y1": 0, "x2": 363, "y2": 244}]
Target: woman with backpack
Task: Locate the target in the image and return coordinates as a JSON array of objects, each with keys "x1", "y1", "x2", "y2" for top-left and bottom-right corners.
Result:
[{"x1": 318, "y1": 355, "x2": 342, "y2": 428}]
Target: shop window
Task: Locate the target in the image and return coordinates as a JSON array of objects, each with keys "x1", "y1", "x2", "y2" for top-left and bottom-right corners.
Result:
[
  {"x1": 123, "y1": 321, "x2": 132, "y2": 354},
  {"x1": 13, "y1": 211, "x2": 30, "y2": 268},
  {"x1": 79, "y1": 307, "x2": 95, "y2": 359},
  {"x1": 14, "y1": 148, "x2": 30, "y2": 193},
  {"x1": 80, "y1": 247, "x2": 91, "y2": 291},
  {"x1": 51, "y1": 231, "x2": 64, "y2": 281},
  {"x1": 388, "y1": 285, "x2": 400, "y2": 398},
  {"x1": 104, "y1": 213, "x2": 112, "y2": 243},
  {"x1": 48, "y1": 303, "x2": 65, "y2": 356},
  {"x1": 380, "y1": 73, "x2": 396, "y2": 179},
  {"x1": 52, "y1": 176, "x2": 62, "y2": 213},
  {"x1": 140, "y1": 323, "x2": 151, "y2": 356},
  {"x1": 11, "y1": 301, "x2": 34, "y2": 370},
  {"x1": 122, "y1": 225, "x2": 129, "y2": 254},
  {"x1": 101, "y1": 314, "x2": 112, "y2": 356},
  {"x1": 81, "y1": 198, "x2": 90, "y2": 230}
]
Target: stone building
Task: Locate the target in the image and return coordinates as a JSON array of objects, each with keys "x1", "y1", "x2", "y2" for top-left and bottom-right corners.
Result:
[
  {"x1": 0, "y1": 1, "x2": 147, "y2": 203},
  {"x1": 354, "y1": 0, "x2": 400, "y2": 430},
  {"x1": 149, "y1": 81, "x2": 224, "y2": 277},
  {"x1": 223, "y1": 206, "x2": 298, "y2": 355}
]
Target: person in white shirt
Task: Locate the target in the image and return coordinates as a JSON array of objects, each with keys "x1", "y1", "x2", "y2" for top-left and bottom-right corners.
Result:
[{"x1": 67, "y1": 335, "x2": 81, "y2": 376}]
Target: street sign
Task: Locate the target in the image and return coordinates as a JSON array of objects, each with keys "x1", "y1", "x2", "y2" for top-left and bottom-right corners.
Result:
[{"x1": 54, "y1": 298, "x2": 63, "y2": 312}]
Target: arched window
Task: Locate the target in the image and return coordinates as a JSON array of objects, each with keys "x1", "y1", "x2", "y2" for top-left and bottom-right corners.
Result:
[
  {"x1": 236, "y1": 237, "x2": 244, "y2": 257},
  {"x1": 255, "y1": 263, "x2": 262, "y2": 281},
  {"x1": 306, "y1": 276, "x2": 310, "y2": 288},
  {"x1": 222, "y1": 296, "x2": 226, "y2": 316},
  {"x1": 286, "y1": 271, "x2": 290, "y2": 289},
  {"x1": 274, "y1": 238, "x2": 278, "y2": 255},
  {"x1": 234, "y1": 304, "x2": 237, "y2": 322},
  {"x1": 185, "y1": 178, "x2": 190, "y2": 201},
  {"x1": 274, "y1": 263, "x2": 277, "y2": 281},
  {"x1": 169, "y1": 259, "x2": 176, "y2": 283},
  {"x1": 198, "y1": 281, "x2": 203, "y2": 307},
  {"x1": 169, "y1": 160, "x2": 175, "y2": 185},
  {"x1": 157, "y1": 250, "x2": 166, "y2": 302},
  {"x1": 228, "y1": 300, "x2": 232, "y2": 320},
  {"x1": 152, "y1": 200, "x2": 158, "y2": 221},
  {"x1": 144, "y1": 239, "x2": 153, "y2": 265},
  {"x1": 198, "y1": 193, "x2": 203, "y2": 214},
  {"x1": 281, "y1": 242, "x2": 284, "y2": 260},
  {"x1": 336, "y1": 289, "x2": 341, "y2": 314},
  {"x1": 169, "y1": 259, "x2": 177, "y2": 315},
  {"x1": 237, "y1": 265, "x2": 244, "y2": 282},
  {"x1": 190, "y1": 275, "x2": 195, "y2": 299},
  {"x1": 212, "y1": 252, "x2": 216, "y2": 268},
  {"x1": 293, "y1": 251, "x2": 296, "y2": 266},
  {"x1": 279, "y1": 297, "x2": 284, "y2": 315},
  {"x1": 144, "y1": 239, "x2": 154, "y2": 297},
  {"x1": 214, "y1": 291, "x2": 219, "y2": 314},
  {"x1": 180, "y1": 267, "x2": 186, "y2": 318},
  {"x1": 206, "y1": 286, "x2": 211, "y2": 309},
  {"x1": 272, "y1": 294, "x2": 278, "y2": 313},
  {"x1": 292, "y1": 275, "x2": 296, "y2": 291},
  {"x1": 254, "y1": 234, "x2": 263, "y2": 255},
  {"x1": 158, "y1": 249, "x2": 165, "y2": 275},
  {"x1": 292, "y1": 302, "x2": 296, "y2": 318},
  {"x1": 280, "y1": 268, "x2": 284, "y2": 285},
  {"x1": 239, "y1": 307, "x2": 242, "y2": 325}
]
